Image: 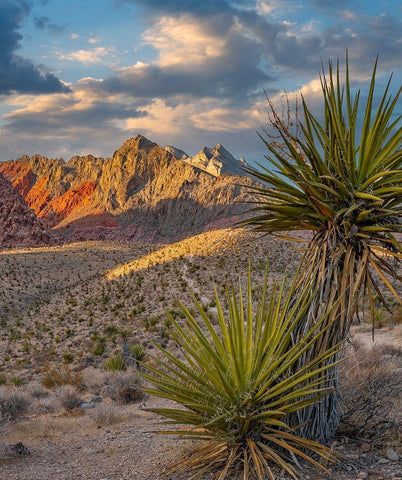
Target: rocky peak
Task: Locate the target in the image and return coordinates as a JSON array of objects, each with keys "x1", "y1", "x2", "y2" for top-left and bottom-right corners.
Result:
[
  {"x1": 165, "y1": 145, "x2": 188, "y2": 160},
  {"x1": 115, "y1": 135, "x2": 157, "y2": 155},
  {"x1": 183, "y1": 143, "x2": 248, "y2": 177}
]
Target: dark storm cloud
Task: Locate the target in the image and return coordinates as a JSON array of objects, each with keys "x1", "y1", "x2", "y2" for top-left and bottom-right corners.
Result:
[
  {"x1": 33, "y1": 15, "x2": 67, "y2": 35},
  {"x1": 0, "y1": 0, "x2": 70, "y2": 95}
]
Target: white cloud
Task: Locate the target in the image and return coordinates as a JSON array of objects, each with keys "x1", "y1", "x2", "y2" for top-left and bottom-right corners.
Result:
[
  {"x1": 125, "y1": 97, "x2": 266, "y2": 136},
  {"x1": 70, "y1": 33, "x2": 79, "y2": 40},
  {"x1": 143, "y1": 15, "x2": 226, "y2": 67},
  {"x1": 58, "y1": 47, "x2": 113, "y2": 64}
]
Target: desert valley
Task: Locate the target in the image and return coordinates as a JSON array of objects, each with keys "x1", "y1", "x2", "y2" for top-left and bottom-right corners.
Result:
[{"x1": 0, "y1": 134, "x2": 400, "y2": 480}]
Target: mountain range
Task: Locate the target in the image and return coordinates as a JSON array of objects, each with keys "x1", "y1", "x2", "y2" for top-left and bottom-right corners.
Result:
[{"x1": 0, "y1": 135, "x2": 257, "y2": 246}]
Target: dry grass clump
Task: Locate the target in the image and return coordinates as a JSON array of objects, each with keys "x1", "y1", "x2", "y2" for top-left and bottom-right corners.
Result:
[
  {"x1": 42, "y1": 364, "x2": 83, "y2": 389},
  {"x1": 55, "y1": 385, "x2": 83, "y2": 412},
  {"x1": 82, "y1": 367, "x2": 143, "y2": 403},
  {"x1": 90, "y1": 404, "x2": 124, "y2": 427},
  {"x1": 0, "y1": 387, "x2": 30, "y2": 426},
  {"x1": 340, "y1": 341, "x2": 402, "y2": 440}
]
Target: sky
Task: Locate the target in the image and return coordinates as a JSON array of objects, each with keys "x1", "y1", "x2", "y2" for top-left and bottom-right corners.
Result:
[{"x1": 0, "y1": 0, "x2": 401, "y2": 163}]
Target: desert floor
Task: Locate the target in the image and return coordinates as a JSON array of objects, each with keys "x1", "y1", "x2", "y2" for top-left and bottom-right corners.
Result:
[{"x1": 0, "y1": 228, "x2": 400, "y2": 479}]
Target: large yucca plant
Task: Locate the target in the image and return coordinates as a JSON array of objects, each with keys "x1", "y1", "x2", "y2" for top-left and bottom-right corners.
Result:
[
  {"x1": 242, "y1": 55, "x2": 401, "y2": 441},
  {"x1": 142, "y1": 268, "x2": 342, "y2": 480}
]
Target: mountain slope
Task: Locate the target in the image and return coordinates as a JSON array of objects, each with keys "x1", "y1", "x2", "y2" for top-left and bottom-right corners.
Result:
[
  {"x1": 0, "y1": 135, "x2": 256, "y2": 242},
  {"x1": 0, "y1": 172, "x2": 54, "y2": 248}
]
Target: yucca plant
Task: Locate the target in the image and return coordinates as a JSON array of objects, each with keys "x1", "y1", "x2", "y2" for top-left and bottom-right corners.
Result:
[
  {"x1": 242, "y1": 54, "x2": 401, "y2": 441},
  {"x1": 142, "y1": 268, "x2": 342, "y2": 480}
]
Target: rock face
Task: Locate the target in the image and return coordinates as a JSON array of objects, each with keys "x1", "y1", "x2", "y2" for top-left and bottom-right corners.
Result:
[
  {"x1": 0, "y1": 172, "x2": 54, "y2": 248},
  {"x1": 0, "y1": 135, "x2": 256, "y2": 243},
  {"x1": 170, "y1": 143, "x2": 249, "y2": 177}
]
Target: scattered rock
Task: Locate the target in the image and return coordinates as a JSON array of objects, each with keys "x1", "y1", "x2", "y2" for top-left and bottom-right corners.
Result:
[
  {"x1": 11, "y1": 442, "x2": 30, "y2": 456},
  {"x1": 81, "y1": 402, "x2": 96, "y2": 410},
  {"x1": 378, "y1": 457, "x2": 390, "y2": 464},
  {"x1": 385, "y1": 448, "x2": 399, "y2": 461}
]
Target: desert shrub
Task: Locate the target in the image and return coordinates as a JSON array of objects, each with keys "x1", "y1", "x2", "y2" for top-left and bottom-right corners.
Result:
[
  {"x1": 42, "y1": 364, "x2": 83, "y2": 389},
  {"x1": 0, "y1": 387, "x2": 30, "y2": 424},
  {"x1": 91, "y1": 340, "x2": 106, "y2": 356},
  {"x1": 340, "y1": 342, "x2": 401, "y2": 439},
  {"x1": 82, "y1": 367, "x2": 143, "y2": 403},
  {"x1": 100, "y1": 370, "x2": 143, "y2": 403},
  {"x1": 127, "y1": 343, "x2": 147, "y2": 367},
  {"x1": 142, "y1": 268, "x2": 341, "y2": 479},
  {"x1": 103, "y1": 352, "x2": 126, "y2": 371},
  {"x1": 55, "y1": 385, "x2": 83, "y2": 411},
  {"x1": 62, "y1": 352, "x2": 74, "y2": 364},
  {"x1": 10, "y1": 376, "x2": 24, "y2": 387},
  {"x1": 29, "y1": 381, "x2": 49, "y2": 399},
  {"x1": 90, "y1": 404, "x2": 123, "y2": 427}
]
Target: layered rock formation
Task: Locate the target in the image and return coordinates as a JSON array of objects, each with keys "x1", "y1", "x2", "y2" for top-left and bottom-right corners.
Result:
[
  {"x1": 0, "y1": 172, "x2": 54, "y2": 248},
  {"x1": 0, "y1": 135, "x2": 256, "y2": 243}
]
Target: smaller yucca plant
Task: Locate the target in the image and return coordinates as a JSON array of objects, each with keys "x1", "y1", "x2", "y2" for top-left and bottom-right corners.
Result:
[{"x1": 142, "y1": 267, "x2": 342, "y2": 479}]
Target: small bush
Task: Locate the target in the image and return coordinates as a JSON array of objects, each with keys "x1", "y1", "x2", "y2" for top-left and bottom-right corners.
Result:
[
  {"x1": 340, "y1": 342, "x2": 401, "y2": 438},
  {"x1": 91, "y1": 404, "x2": 123, "y2": 427},
  {"x1": 55, "y1": 385, "x2": 83, "y2": 411},
  {"x1": 103, "y1": 353, "x2": 126, "y2": 371},
  {"x1": 0, "y1": 387, "x2": 29, "y2": 424},
  {"x1": 42, "y1": 364, "x2": 83, "y2": 389},
  {"x1": 91, "y1": 340, "x2": 106, "y2": 356},
  {"x1": 128, "y1": 344, "x2": 146, "y2": 366},
  {"x1": 102, "y1": 372, "x2": 142, "y2": 403},
  {"x1": 10, "y1": 377, "x2": 24, "y2": 387},
  {"x1": 62, "y1": 352, "x2": 74, "y2": 364}
]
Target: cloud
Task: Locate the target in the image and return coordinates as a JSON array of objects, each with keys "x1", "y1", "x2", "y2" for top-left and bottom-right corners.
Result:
[
  {"x1": 79, "y1": 13, "x2": 271, "y2": 101},
  {"x1": 33, "y1": 15, "x2": 67, "y2": 34},
  {"x1": 0, "y1": 1, "x2": 70, "y2": 95},
  {"x1": 142, "y1": 15, "x2": 227, "y2": 67},
  {"x1": 118, "y1": 0, "x2": 240, "y2": 17},
  {"x1": 58, "y1": 47, "x2": 113, "y2": 64},
  {"x1": 0, "y1": 0, "x2": 70, "y2": 95}
]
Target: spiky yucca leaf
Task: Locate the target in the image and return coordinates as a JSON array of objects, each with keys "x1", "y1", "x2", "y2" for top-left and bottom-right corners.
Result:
[
  {"x1": 141, "y1": 268, "x2": 342, "y2": 480},
  {"x1": 243, "y1": 55, "x2": 401, "y2": 329}
]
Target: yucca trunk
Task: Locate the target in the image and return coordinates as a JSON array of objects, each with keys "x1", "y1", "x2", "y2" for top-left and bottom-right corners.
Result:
[{"x1": 290, "y1": 230, "x2": 368, "y2": 441}]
